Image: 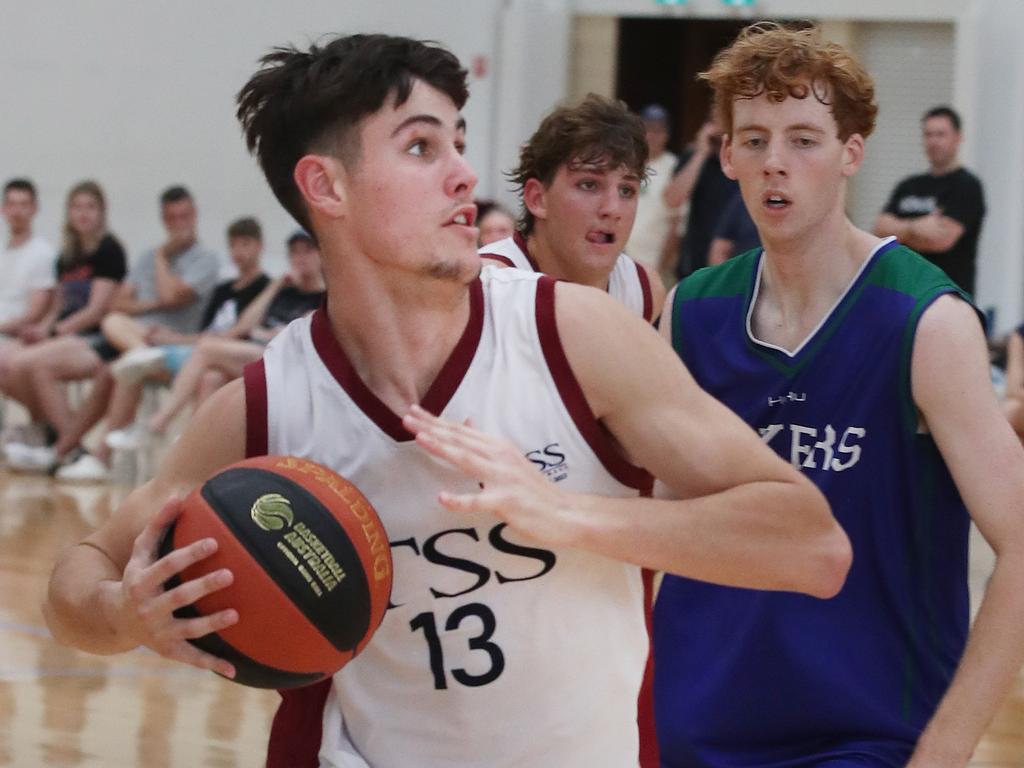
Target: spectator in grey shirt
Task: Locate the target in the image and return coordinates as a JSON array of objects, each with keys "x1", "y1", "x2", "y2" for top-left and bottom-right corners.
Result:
[{"x1": 99, "y1": 185, "x2": 220, "y2": 356}]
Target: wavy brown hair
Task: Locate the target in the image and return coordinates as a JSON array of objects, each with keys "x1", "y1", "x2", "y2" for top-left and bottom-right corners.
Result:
[
  {"x1": 507, "y1": 94, "x2": 649, "y2": 235},
  {"x1": 61, "y1": 180, "x2": 107, "y2": 269},
  {"x1": 700, "y1": 22, "x2": 877, "y2": 142}
]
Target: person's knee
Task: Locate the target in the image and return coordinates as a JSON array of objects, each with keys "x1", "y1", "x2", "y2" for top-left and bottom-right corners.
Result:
[{"x1": 100, "y1": 312, "x2": 131, "y2": 339}]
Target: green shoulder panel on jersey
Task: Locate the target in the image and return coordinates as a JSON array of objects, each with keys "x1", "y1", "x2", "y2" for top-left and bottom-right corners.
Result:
[
  {"x1": 865, "y1": 244, "x2": 971, "y2": 303},
  {"x1": 675, "y1": 248, "x2": 760, "y2": 302},
  {"x1": 671, "y1": 249, "x2": 760, "y2": 355},
  {"x1": 866, "y1": 244, "x2": 983, "y2": 433}
]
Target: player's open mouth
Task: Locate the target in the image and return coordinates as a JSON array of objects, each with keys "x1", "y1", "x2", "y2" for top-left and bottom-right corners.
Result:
[
  {"x1": 447, "y1": 206, "x2": 478, "y2": 227},
  {"x1": 763, "y1": 193, "x2": 791, "y2": 210},
  {"x1": 585, "y1": 230, "x2": 615, "y2": 245}
]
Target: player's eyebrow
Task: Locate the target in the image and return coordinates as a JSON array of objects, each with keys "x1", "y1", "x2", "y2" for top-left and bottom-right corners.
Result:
[
  {"x1": 735, "y1": 122, "x2": 827, "y2": 134},
  {"x1": 391, "y1": 114, "x2": 442, "y2": 137}
]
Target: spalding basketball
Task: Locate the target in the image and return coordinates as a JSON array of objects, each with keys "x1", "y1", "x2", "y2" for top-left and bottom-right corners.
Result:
[{"x1": 158, "y1": 455, "x2": 392, "y2": 689}]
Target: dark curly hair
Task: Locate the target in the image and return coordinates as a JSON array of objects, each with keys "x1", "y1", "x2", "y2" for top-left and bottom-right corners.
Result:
[{"x1": 237, "y1": 34, "x2": 468, "y2": 232}]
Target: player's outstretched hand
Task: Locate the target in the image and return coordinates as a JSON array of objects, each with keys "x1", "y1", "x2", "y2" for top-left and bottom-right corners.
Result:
[
  {"x1": 403, "y1": 405, "x2": 578, "y2": 548},
  {"x1": 107, "y1": 498, "x2": 238, "y2": 678}
]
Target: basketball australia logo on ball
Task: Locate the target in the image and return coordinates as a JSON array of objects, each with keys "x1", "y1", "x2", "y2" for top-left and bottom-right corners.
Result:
[
  {"x1": 160, "y1": 456, "x2": 392, "y2": 689},
  {"x1": 250, "y1": 489, "x2": 350, "y2": 597}
]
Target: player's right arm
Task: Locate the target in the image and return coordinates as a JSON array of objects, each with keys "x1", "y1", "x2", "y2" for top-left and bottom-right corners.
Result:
[
  {"x1": 407, "y1": 283, "x2": 851, "y2": 598},
  {"x1": 43, "y1": 379, "x2": 247, "y2": 676}
]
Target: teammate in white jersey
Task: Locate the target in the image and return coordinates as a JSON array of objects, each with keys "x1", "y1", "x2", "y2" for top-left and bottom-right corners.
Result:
[
  {"x1": 481, "y1": 94, "x2": 665, "y2": 322},
  {"x1": 43, "y1": 34, "x2": 850, "y2": 767}
]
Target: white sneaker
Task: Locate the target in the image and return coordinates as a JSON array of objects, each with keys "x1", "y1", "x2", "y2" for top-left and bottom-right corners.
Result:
[
  {"x1": 111, "y1": 347, "x2": 168, "y2": 385},
  {"x1": 55, "y1": 452, "x2": 110, "y2": 483},
  {"x1": 105, "y1": 424, "x2": 151, "y2": 451},
  {"x1": 4, "y1": 442, "x2": 57, "y2": 473},
  {"x1": 1, "y1": 422, "x2": 48, "y2": 448}
]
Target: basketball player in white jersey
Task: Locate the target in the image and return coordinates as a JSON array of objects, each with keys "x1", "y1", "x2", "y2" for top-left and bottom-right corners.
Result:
[
  {"x1": 43, "y1": 35, "x2": 850, "y2": 768},
  {"x1": 481, "y1": 94, "x2": 665, "y2": 322}
]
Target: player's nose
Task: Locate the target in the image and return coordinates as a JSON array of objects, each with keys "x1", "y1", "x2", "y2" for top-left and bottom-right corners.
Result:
[{"x1": 447, "y1": 151, "x2": 478, "y2": 200}]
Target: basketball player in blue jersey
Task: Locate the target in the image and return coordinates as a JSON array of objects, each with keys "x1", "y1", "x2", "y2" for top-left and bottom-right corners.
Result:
[
  {"x1": 480, "y1": 94, "x2": 665, "y2": 322},
  {"x1": 654, "y1": 23, "x2": 1024, "y2": 768},
  {"x1": 43, "y1": 34, "x2": 850, "y2": 768}
]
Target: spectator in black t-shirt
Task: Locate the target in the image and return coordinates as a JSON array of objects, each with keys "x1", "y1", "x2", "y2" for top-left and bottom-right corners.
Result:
[
  {"x1": 52, "y1": 217, "x2": 272, "y2": 481},
  {"x1": 873, "y1": 105, "x2": 986, "y2": 295},
  {"x1": 1, "y1": 180, "x2": 127, "y2": 470},
  {"x1": 662, "y1": 116, "x2": 738, "y2": 279},
  {"x1": 707, "y1": 190, "x2": 761, "y2": 266},
  {"x1": 110, "y1": 216, "x2": 272, "y2": 382},
  {"x1": 147, "y1": 229, "x2": 324, "y2": 435}
]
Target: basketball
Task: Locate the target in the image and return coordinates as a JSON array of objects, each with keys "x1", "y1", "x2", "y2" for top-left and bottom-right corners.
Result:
[{"x1": 158, "y1": 455, "x2": 392, "y2": 689}]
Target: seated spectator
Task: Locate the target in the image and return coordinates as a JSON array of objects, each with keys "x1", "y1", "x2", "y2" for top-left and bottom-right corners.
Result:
[
  {"x1": 147, "y1": 230, "x2": 323, "y2": 435},
  {"x1": 53, "y1": 216, "x2": 270, "y2": 481},
  {"x1": 1, "y1": 180, "x2": 126, "y2": 469},
  {"x1": 0, "y1": 178, "x2": 57, "y2": 385},
  {"x1": 707, "y1": 190, "x2": 760, "y2": 266},
  {"x1": 109, "y1": 216, "x2": 271, "y2": 385},
  {"x1": 97, "y1": 185, "x2": 220, "y2": 357},
  {"x1": 3, "y1": 184, "x2": 216, "y2": 473}
]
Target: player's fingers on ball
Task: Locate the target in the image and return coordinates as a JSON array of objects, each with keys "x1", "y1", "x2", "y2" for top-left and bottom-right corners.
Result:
[
  {"x1": 176, "y1": 609, "x2": 239, "y2": 641},
  {"x1": 172, "y1": 641, "x2": 236, "y2": 679},
  {"x1": 134, "y1": 497, "x2": 184, "y2": 557},
  {"x1": 145, "y1": 537, "x2": 218, "y2": 587},
  {"x1": 159, "y1": 568, "x2": 233, "y2": 612}
]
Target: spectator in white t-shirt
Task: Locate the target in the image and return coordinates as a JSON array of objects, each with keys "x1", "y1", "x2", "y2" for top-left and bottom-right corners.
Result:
[
  {"x1": 625, "y1": 105, "x2": 681, "y2": 285},
  {"x1": 0, "y1": 178, "x2": 56, "y2": 338}
]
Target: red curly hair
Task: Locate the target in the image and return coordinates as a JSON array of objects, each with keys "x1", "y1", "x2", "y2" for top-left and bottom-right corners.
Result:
[{"x1": 700, "y1": 22, "x2": 878, "y2": 142}]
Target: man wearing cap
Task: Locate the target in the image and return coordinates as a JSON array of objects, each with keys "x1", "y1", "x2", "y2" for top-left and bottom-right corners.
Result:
[{"x1": 625, "y1": 105, "x2": 681, "y2": 283}]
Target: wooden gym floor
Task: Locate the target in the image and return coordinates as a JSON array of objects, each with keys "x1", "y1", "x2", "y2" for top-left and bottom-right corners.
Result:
[{"x1": 0, "y1": 471, "x2": 1021, "y2": 767}]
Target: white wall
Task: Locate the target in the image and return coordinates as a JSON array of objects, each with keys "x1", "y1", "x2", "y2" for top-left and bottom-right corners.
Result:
[
  {"x1": 850, "y1": 23, "x2": 955, "y2": 231},
  {"x1": 966, "y1": 0, "x2": 1024, "y2": 330},
  {"x1": 0, "y1": 0, "x2": 517, "y2": 272},
  {"x1": 3, "y1": 1, "x2": 1022, "y2": 328}
]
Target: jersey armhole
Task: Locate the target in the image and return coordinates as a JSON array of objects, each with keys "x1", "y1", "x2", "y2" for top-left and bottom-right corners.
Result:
[
  {"x1": 243, "y1": 359, "x2": 268, "y2": 457},
  {"x1": 899, "y1": 285, "x2": 982, "y2": 434},
  {"x1": 534, "y1": 275, "x2": 653, "y2": 493}
]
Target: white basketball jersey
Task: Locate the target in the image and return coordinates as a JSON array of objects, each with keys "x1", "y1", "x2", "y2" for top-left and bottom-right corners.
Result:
[
  {"x1": 247, "y1": 267, "x2": 655, "y2": 768},
  {"x1": 480, "y1": 232, "x2": 654, "y2": 322}
]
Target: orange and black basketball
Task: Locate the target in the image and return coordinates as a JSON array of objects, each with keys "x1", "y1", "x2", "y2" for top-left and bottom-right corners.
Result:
[{"x1": 158, "y1": 455, "x2": 392, "y2": 689}]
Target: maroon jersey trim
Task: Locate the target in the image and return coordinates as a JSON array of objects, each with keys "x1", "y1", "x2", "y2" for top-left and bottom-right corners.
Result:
[
  {"x1": 635, "y1": 260, "x2": 653, "y2": 323},
  {"x1": 243, "y1": 359, "x2": 268, "y2": 458},
  {"x1": 534, "y1": 275, "x2": 653, "y2": 492},
  {"x1": 309, "y1": 278, "x2": 485, "y2": 442},
  {"x1": 266, "y1": 680, "x2": 333, "y2": 768},
  {"x1": 480, "y1": 252, "x2": 516, "y2": 267},
  {"x1": 513, "y1": 231, "x2": 541, "y2": 272},
  {"x1": 637, "y1": 567, "x2": 660, "y2": 768}
]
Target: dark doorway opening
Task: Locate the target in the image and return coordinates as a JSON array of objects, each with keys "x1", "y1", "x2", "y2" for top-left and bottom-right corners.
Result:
[{"x1": 616, "y1": 18, "x2": 750, "y2": 150}]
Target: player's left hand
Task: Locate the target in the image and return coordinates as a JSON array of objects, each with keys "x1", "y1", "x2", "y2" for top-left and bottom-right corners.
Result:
[{"x1": 402, "y1": 405, "x2": 579, "y2": 548}]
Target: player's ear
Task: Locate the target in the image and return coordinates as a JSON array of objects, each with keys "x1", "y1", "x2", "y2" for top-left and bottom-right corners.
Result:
[
  {"x1": 841, "y1": 133, "x2": 865, "y2": 178},
  {"x1": 720, "y1": 135, "x2": 738, "y2": 181},
  {"x1": 522, "y1": 178, "x2": 548, "y2": 221},
  {"x1": 294, "y1": 154, "x2": 347, "y2": 219}
]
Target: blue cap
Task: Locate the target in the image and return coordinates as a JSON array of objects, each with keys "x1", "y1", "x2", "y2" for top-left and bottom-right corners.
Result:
[
  {"x1": 287, "y1": 229, "x2": 315, "y2": 247},
  {"x1": 640, "y1": 104, "x2": 670, "y2": 126}
]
